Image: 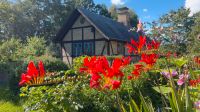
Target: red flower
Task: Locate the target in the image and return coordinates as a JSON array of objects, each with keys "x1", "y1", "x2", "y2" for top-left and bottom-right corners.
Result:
[
  {"x1": 140, "y1": 53, "x2": 158, "y2": 69},
  {"x1": 128, "y1": 76, "x2": 133, "y2": 80},
  {"x1": 147, "y1": 40, "x2": 160, "y2": 50},
  {"x1": 27, "y1": 61, "x2": 39, "y2": 78},
  {"x1": 129, "y1": 64, "x2": 144, "y2": 79},
  {"x1": 19, "y1": 73, "x2": 32, "y2": 86},
  {"x1": 90, "y1": 73, "x2": 101, "y2": 88},
  {"x1": 122, "y1": 56, "x2": 132, "y2": 66},
  {"x1": 126, "y1": 36, "x2": 146, "y2": 54},
  {"x1": 132, "y1": 69, "x2": 141, "y2": 77},
  {"x1": 80, "y1": 56, "x2": 128, "y2": 90},
  {"x1": 19, "y1": 61, "x2": 45, "y2": 86},
  {"x1": 189, "y1": 77, "x2": 200, "y2": 87},
  {"x1": 194, "y1": 56, "x2": 200, "y2": 64},
  {"x1": 112, "y1": 80, "x2": 121, "y2": 90},
  {"x1": 38, "y1": 61, "x2": 45, "y2": 77},
  {"x1": 151, "y1": 40, "x2": 160, "y2": 49}
]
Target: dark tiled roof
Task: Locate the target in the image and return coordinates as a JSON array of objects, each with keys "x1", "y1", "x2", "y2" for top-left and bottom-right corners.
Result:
[{"x1": 55, "y1": 8, "x2": 139, "y2": 42}]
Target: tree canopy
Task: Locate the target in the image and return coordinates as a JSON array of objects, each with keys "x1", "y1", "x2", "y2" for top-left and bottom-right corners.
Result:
[{"x1": 0, "y1": 0, "x2": 111, "y2": 41}]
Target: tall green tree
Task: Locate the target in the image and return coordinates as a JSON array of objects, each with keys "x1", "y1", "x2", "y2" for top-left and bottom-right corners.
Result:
[
  {"x1": 109, "y1": 5, "x2": 118, "y2": 20},
  {"x1": 147, "y1": 7, "x2": 194, "y2": 54},
  {"x1": 109, "y1": 5, "x2": 138, "y2": 27},
  {"x1": 0, "y1": 0, "x2": 110, "y2": 41},
  {"x1": 188, "y1": 12, "x2": 200, "y2": 53},
  {"x1": 95, "y1": 4, "x2": 111, "y2": 18},
  {"x1": 129, "y1": 9, "x2": 138, "y2": 28}
]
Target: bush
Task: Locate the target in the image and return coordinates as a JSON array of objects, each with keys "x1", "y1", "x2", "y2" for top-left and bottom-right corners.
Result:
[
  {"x1": 0, "y1": 37, "x2": 68, "y2": 98},
  {"x1": 19, "y1": 37, "x2": 46, "y2": 58},
  {"x1": 22, "y1": 55, "x2": 68, "y2": 72},
  {"x1": 20, "y1": 79, "x2": 119, "y2": 112},
  {"x1": 0, "y1": 38, "x2": 22, "y2": 62}
]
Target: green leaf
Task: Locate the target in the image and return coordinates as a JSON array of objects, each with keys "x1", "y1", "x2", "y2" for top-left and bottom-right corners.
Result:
[
  {"x1": 139, "y1": 92, "x2": 154, "y2": 112},
  {"x1": 172, "y1": 57, "x2": 188, "y2": 67},
  {"x1": 129, "y1": 103, "x2": 133, "y2": 112},
  {"x1": 192, "y1": 70, "x2": 200, "y2": 75},
  {"x1": 130, "y1": 99, "x2": 140, "y2": 112},
  {"x1": 152, "y1": 86, "x2": 172, "y2": 94},
  {"x1": 120, "y1": 103, "x2": 127, "y2": 112},
  {"x1": 189, "y1": 88, "x2": 199, "y2": 93}
]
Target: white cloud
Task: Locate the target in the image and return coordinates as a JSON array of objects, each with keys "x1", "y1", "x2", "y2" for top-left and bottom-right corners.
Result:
[
  {"x1": 111, "y1": 0, "x2": 125, "y2": 5},
  {"x1": 143, "y1": 9, "x2": 148, "y2": 12},
  {"x1": 185, "y1": 0, "x2": 200, "y2": 16}
]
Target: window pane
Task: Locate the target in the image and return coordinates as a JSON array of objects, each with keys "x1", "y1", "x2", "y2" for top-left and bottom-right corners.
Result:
[
  {"x1": 72, "y1": 42, "x2": 82, "y2": 57},
  {"x1": 84, "y1": 41, "x2": 94, "y2": 56}
]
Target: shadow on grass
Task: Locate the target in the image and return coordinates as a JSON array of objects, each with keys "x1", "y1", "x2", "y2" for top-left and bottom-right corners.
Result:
[{"x1": 0, "y1": 86, "x2": 22, "y2": 106}]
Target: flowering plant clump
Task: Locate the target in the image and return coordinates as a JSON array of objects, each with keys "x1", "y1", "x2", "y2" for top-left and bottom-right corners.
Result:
[
  {"x1": 19, "y1": 34, "x2": 200, "y2": 111},
  {"x1": 19, "y1": 61, "x2": 45, "y2": 86},
  {"x1": 126, "y1": 36, "x2": 160, "y2": 80},
  {"x1": 80, "y1": 56, "x2": 131, "y2": 90}
]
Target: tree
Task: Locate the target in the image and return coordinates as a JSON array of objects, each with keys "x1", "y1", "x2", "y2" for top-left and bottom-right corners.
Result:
[
  {"x1": 188, "y1": 12, "x2": 200, "y2": 53},
  {"x1": 109, "y1": 5, "x2": 138, "y2": 27},
  {"x1": 147, "y1": 7, "x2": 195, "y2": 54},
  {"x1": 0, "y1": 38, "x2": 22, "y2": 62},
  {"x1": 129, "y1": 10, "x2": 138, "y2": 28},
  {"x1": 109, "y1": 5, "x2": 118, "y2": 20},
  {"x1": 95, "y1": 4, "x2": 111, "y2": 18},
  {"x1": 0, "y1": 0, "x2": 110, "y2": 41}
]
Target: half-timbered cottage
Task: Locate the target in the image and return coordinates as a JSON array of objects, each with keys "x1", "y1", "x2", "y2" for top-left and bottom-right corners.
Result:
[{"x1": 55, "y1": 7, "x2": 139, "y2": 65}]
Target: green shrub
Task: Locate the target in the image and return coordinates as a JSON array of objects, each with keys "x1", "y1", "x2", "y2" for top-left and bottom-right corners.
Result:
[
  {"x1": 20, "y1": 80, "x2": 119, "y2": 112},
  {"x1": 22, "y1": 55, "x2": 68, "y2": 72},
  {"x1": 73, "y1": 55, "x2": 88, "y2": 73},
  {"x1": 19, "y1": 37, "x2": 46, "y2": 58},
  {"x1": 0, "y1": 38, "x2": 22, "y2": 62}
]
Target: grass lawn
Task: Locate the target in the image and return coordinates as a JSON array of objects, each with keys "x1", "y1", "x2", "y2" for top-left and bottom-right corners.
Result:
[
  {"x1": 0, "y1": 101, "x2": 23, "y2": 112},
  {"x1": 0, "y1": 86, "x2": 23, "y2": 112}
]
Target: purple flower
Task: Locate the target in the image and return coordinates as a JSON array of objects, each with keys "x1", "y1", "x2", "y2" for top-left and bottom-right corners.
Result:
[
  {"x1": 177, "y1": 74, "x2": 189, "y2": 86},
  {"x1": 161, "y1": 70, "x2": 178, "y2": 79},
  {"x1": 194, "y1": 101, "x2": 200, "y2": 109}
]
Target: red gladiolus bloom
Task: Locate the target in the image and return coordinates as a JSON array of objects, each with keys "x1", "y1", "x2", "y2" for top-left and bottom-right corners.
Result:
[
  {"x1": 128, "y1": 75, "x2": 133, "y2": 80},
  {"x1": 19, "y1": 73, "x2": 32, "y2": 86},
  {"x1": 122, "y1": 56, "x2": 132, "y2": 66},
  {"x1": 39, "y1": 61, "x2": 45, "y2": 77},
  {"x1": 189, "y1": 77, "x2": 200, "y2": 87},
  {"x1": 194, "y1": 56, "x2": 200, "y2": 64},
  {"x1": 129, "y1": 64, "x2": 144, "y2": 79},
  {"x1": 19, "y1": 61, "x2": 45, "y2": 86},
  {"x1": 147, "y1": 40, "x2": 160, "y2": 50},
  {"x1": 112, "y1": 80, "x2": 121, "y2": 90},
  {"x1": 126, "y1": 36, "x2": 146, "y2": 54},
  {"x1": 80, "y1": 56, "x2": 129, "y2": 90},
  {"x1": 140, "y1": 53, "x2": 158, "y2": 69},
  {"x1": 27, "y1": 61, "x2": 39, "y2": 78},
  {"x1": 90, "y1": 73, "x2": 101, "y2": 88},
  {"x1": 132, "y1": 69, "x2": 141, "y2": 77},
  {"x1": 151, "y1": 40, "x2": 160, "y2": 49}
]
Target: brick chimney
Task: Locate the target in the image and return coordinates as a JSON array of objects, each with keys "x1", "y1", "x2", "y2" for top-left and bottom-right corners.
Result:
[{"x1": 117, "y1": 7, "x2": 130, "y2": 27}]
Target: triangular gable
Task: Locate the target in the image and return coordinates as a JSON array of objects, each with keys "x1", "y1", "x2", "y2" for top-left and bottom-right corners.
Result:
[{"x1": 55, "y1": 8, "x2": 139, "y2": 42}]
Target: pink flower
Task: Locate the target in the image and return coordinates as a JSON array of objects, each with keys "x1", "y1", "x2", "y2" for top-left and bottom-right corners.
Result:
[
  {"x1": 177, "y1": 74, "x2": 189, "y2": 86},
  {"x1": 194, "y1": 101, "x2": 200, "y2": 109},
  {"x1": 161, "y1": 70, "x2": 177, "y2": 79}
]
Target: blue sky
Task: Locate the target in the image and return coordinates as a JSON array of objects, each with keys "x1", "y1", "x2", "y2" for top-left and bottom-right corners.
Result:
[{"x1": 94, "y1": 0, "x2": 198, "y2": 22}]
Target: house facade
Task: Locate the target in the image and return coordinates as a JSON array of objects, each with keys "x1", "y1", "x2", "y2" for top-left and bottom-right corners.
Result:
[{"x1": 55, "y1": 7, "x2": 139, "y2": 66}]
